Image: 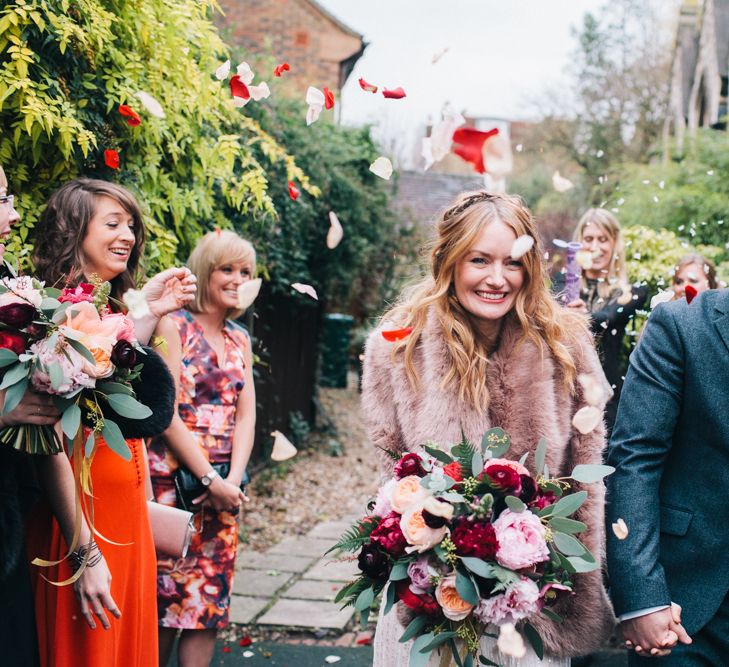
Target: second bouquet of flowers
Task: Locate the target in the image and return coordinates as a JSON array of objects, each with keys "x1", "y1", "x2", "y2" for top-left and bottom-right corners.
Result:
[{"x1": 331, "y1": 429, "x2": 614, "y2": 667}]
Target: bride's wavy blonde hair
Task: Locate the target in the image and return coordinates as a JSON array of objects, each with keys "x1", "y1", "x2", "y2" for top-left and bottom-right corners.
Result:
[{"x1": 383, "y1": 191, "x2": 587, "y2": 410}]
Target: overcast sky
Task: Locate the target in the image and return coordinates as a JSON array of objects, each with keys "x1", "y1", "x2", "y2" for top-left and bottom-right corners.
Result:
[{"x1": 318, "y1": 0, "x2": 680, "y2": 154}]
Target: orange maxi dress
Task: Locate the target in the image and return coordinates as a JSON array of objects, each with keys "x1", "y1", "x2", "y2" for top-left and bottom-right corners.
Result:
[{"x1": 27, "y1": 437, "x2": 158, "y2": 667}]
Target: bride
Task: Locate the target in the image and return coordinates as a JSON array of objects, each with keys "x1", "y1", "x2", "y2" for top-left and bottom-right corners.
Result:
[{"x1": 361, "y1": 191, "x2": 615, "y2": 665}]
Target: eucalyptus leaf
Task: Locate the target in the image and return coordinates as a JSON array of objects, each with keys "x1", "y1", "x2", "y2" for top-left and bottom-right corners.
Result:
[
  {"x1": 464, "y1": 653, "x2": 474, "y2": 667},
  {"x1": 480, "y1": 427, "x2": 510, "y2": 457},
  {"x1": 550, "y1": 490, "x2": 587, "y2": 518},
  {"x1": 541, "y1": 608, "x2": 562, "y2": 622},
  {"x1": 85, "y1": 430, "x2": 96, "y2": 458},
  {"x1": 570, "y1": 464, "x2": 616, "y2": 483},
  {"x1": 399, "y1": 614, "x2": 427, "y2": 643},
  {"x1": 61, "y1": 403, "x2": 81, "y2": 440},
  {"x1": 105, "y1": 393, "x2": 152, "y2": 419},
  {"x1": 455, "y1": 570, "x2": 479, "y2": 605},
  {"x1": 409, "y1": 633, "x2": 435, "y2": 667},
  {"x1": 535, "y1": 437, "x2": 548, "y2": 477},
  {"x1": 40, "y1": 297, "x2": 61, "y2": 311},
  {"x1": 354, "y1": 586, "x2": 375, "y2": 612},
  {"x1": 567, "y1": 556, "x2": 599, "y2": 573},
  {"x1": 505, "y1": 495, "x2": 526, "y2": 513},
  {"x1": 450, "y1": 640, "x2": 465, "y2": 667},
  {"x1": 523, "y1": 622, "x2": 545, "y2": 660},
  {"x1": 471, "y1": 448, "x2": 484, "y2": 477},
  {"x1": 389, "y1": 562, "x2": 409, "y2": 581},
  {"x1": 479, "y1": 657, "x2": 499, "y2": 666},
  {"x1": 48, "y1": 362, "x2": 64, "y2": 392},
  {"x1": 66, "y1": 337, "x2": 96, "y2": 364},
  {"x1": 51, "y1": 302, "x2": 71, "y2": 324},
  {"x1": 359, "y1": 606, "x2": 370, "y2": 630},
  {"x1": 44, "y1": 287, "x2": 61, "y2": 298},
  {"x1": 0, "y1": 362, "x2": 29, "y2": 390},
  {"x1": 383, "y1": 581, "x2": 396, "y2": 616},
  {"x1": 461, "y1": 557, "x2": 495, "y2": 579},
  {"x1": 491, "y1": 564, "x2": 520, "y2": 586},
  {"x1": 2, "y1": 378, "x2": 28, "y2": 414},
  {"x1": 553, "y1": 532, "x2": 587, "y2": 556},
  {"x1": 419, "y1": 631, "x2": 457, "y2": 653},
  {"x1": 101, "y1": 420, "x2": 131, "y2": 461},
  {"x1": 549, "y1": 517, "x2": 587, "y2": 534},
  {"x1": 440, "y1": 491, "x2": 466, "y2": 503},
  {"x1": 518, "y1": 451, "x2": 528, "y2": 465},
  {"x1": 98, "y1": 381, "x2": 133, "y2": 395},
  {"x1": 422, "y1": 444, "x2": 452, "y2": 464},
  {"x1": 557, "y1": 552, "x2": 576, "y2": 574},
  {"x1": 0, "y1": 348, "x2": 18, "y2": 367}
]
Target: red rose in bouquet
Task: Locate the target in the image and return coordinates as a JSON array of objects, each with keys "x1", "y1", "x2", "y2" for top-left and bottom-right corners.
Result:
[
  {"x1": 396, "y1": 580, "x2": 439, "y2": 616},
  {"x1": 394, "y1": 452, "x2": 425, "y2": 479},
  {"x1": 370, "y1": 511, "x2": 407, "y2": 556},
  {"x1": 0, "y1": 302, "x2": 37, "y2": 329},
  {"x1": 0, "y1": 331, "x2": 26, "y2": 355},
  {"x1": 483, "y1": 464, "x2": 522, "y2": 493},
  {"x1": 451, "y1": 516, "x2": 499, "y2": 560},
  {"x1": 443, "y1": 461, "x2": 463, "y2": 482}
]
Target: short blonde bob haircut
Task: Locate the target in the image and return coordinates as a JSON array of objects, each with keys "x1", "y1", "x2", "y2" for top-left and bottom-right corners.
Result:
[
  {"x1": 383, "y1": 191, "x2": 587, "y2": 411},
  {"x1": 0, "y1": 165, "x2": 7, "y2": 191},
  {"x1": 187, "y1": 230, "x2": 256, "y2": 320}
]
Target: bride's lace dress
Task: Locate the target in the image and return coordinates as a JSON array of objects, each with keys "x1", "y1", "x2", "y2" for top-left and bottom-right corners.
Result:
[{"x1": 373, "y1": 602, "x2": 570, "y2": 667}]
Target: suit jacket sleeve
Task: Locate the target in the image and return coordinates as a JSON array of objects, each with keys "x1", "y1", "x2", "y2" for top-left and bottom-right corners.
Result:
[
  {"x1": 361, "y1": 330, "x2": 406, "y2": 480},
  {"x1": 606, "y1": 303, "x2": 684, "y2": 615}
]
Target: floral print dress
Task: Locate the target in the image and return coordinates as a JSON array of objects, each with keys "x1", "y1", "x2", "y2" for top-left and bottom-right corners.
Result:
[{"x1": 148, "y1": 309, "x2": 248, "y2": 629}]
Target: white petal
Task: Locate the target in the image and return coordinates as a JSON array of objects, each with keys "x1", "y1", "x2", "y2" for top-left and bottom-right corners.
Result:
[
  {"x1": 429, "y1": 104, "x2": 465, "y2": 163},
  {"x1": 650, "y1": 289, "x2": 674, "y2": 309},
  {"x1": 577, "y1": 374, "x2": 605, "y2": 407},
  {"x1": 510, "y1": 235, "x2": 534, "y2": 260},
  {"x1": 233, "y1": 96, "x2": 250, "y2": 108},
  {"x1": 236, "y1": 61, "x2": 255, "y2": 85},
  {"x1": 270, "y1": 430, "x2": 298, "y2": 461},
  {"x1": 237, "y1": 278, "x2": 262, "y2": 310},
  {"x1": 242, "y1": 651, "x2": 255, "y2": 658},
  {"x1": 572, "y1": 406, "x2": 602, "y2": 434},
  {"x1": 421, "y1": 137, "x2": 434, "y2": 171},
  {"x1": 122, "y1": 288, "x2": 151, "y2": 319},
  {"x1": 483, "y1": 134, "x2": 513, "y2": 180},
  {"x1": 552, "y1": 170, "x2": 574, "y2": 193},
  {"x1": 248, "y1": 82, "x2": 270, "y2": 101},
  {"x1": 612, "y1": 518, "x2": 629, "y2": 540},
  {"x1": 306, "y1": 103, "x2": 322, "y2": 126},
  {"x1": 182, "y1": 47, "x2": 190, "y2": 56},
  {"x1": 324, "y1": 657, "x2": 341, "y2": 665},
  {"x1": 576, "y1": 249, "x2": 594, "y2": 270},
  {"x1": 497, "y1": 623, "x2": 527, "y2": 659},
  {"x1": 306, "y1": 86, "x2": 325, "y2": 107},
  {"x1": 291, "y1": 282, "x2": 318, "y2": 300},
  {"x1": 326, "y1": 211, "x2": 343, "y2": 249},
  {"x1": 134, "y1": 91, "x2": 165, "y2": 118},
  {"x1": 369, "y1": 156, "x2": 393, "y2": 180},
  {"x1": 215, "y1": 59, "x2": 231, "y2": 80}
]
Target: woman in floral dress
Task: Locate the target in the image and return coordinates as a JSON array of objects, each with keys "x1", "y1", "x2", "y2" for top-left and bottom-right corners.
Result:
[{"x1": 148, "y1": 230, "x2": 256, "y2": 667}]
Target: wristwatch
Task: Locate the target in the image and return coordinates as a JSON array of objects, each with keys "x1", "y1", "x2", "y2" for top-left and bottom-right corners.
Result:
[{"x1": 200, "y1": 469, "x2": 219, "y2": 487}]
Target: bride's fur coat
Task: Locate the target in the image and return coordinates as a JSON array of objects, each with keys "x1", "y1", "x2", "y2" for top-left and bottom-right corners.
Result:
[{"x1": 361, "y1": 308, "x2": 616, "y2": 657}]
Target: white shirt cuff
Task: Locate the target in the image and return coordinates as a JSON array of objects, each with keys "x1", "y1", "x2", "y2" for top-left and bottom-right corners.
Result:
[{"x1": 620, "y1": 605, "x2": 671, "y2": 621}]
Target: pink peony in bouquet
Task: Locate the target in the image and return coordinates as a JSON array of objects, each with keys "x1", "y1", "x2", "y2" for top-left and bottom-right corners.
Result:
[{"x1": 331, "y1": 429, "x2": 614, "y2": 666}]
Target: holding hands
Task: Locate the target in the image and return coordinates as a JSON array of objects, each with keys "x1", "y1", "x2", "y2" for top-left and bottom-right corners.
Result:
[{"x1": 622, "y1": 603, "x2": 692, "y2": 658}]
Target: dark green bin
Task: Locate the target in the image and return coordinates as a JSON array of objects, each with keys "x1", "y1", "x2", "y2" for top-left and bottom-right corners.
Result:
[{"x1": 319, "y1": 313, "x2": 354, "y2": 388}]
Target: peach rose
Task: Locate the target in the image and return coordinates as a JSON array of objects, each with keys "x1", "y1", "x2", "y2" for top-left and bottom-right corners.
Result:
[
  {"x1": 483, "y1": 457, "x2": 529, "y2": 476},
  {"x1": 390, "y1": 475, "x2": 430, "y2": 514},
  {"x1": 435, "y1": 574, "x2": 474, "y2": 621},
  {"x1": 60, "y1": 302, "x2": 122, "y2": 378},
  {"x1": 400, "y1": 504, "x2": 449, "y2": 553}
]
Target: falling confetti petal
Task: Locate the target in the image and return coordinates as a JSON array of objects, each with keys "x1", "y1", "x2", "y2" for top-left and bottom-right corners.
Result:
[
  {"x1": 323, "y1": 87, "x2": 335, "y2": 109},
  {"x1": 239, "y1": 636, "x2": 252, "y2": 647},
  {"x1": 510, "y1": 235, "x2": 534, "y2": 260},
  {"x1": 552, "y1": 171, "x2": 574, "y2": 193},
  {"x1": 358, "y1": 77, "x2": 378, "y2": 93},
  {"x1": 324, "y1": 657, "x2": 342, "y2": 665},
  {"x1": 271, "y1": 430, "x2": 298, "y2": 461},
  {"x1": 382, "y1": 86, "x2": 407, "y2": 99},
  {"x1": 215, "y1": 59, "x2": 231, "y2": 80},
  {"x1": 431, "y1": 46, "x2": 449, "y2": 64},
  {"x1": 291, "y1": 282, "x2": 318, "y2": 300},
  {"x1": 382, "y1": 326, "x2": 413, "y2": 342},
  {"x1": 288, "y1": 181, "x2": 300, "y2": 201},
  {"x1": 274, "y1": 62, "x2": 290, "y2": 77},
  {"x1": 118, "y1": 104, "x2": 141, "y2": 126},
  {"x1": 497, "y1": 623, "x2": 527, "y2": 659},
  {"x1": 572, "y1": 406, "x2": 602, "y2": 434},
  {"x1": 482, "y1": 134, "x2": 513, "y2": 180},
  {"x1": 423, "y1": 104, "x2": 465, "y2": 170},
  {"x1": 685, "y1": 285, "x2": 698, "y2": 304},
  {"x1": 576, "y1": 250, "x2": 594, "y2": 270},
  {"x1": 242, "y1": 652, "x2": 254, "y2": 659},
  {"x1": 326, "y1": 211, "x2": 343, "y2": 249},
  {"x1": 612, "y1": 518, "x2": 629, "y2": 540},
  {"x1": 134, "y1": 91, "x2": 165, "y2": 118},
  {"x1": 369, "y1": 156, "x2": 393, "y2": 180},
  {"x1": 248, "y1": 82, "x2": 270, "y2": 101},
  {"x1": 421, "y1": 138, "x2": 435, "y2": 171},
  {"x1": 236, "y1": 61, "x2": 255, "y2": 84},
  {"x1": 122, "y1": 288, "x2": 151, "y2": 318},
  {"x1": 104, "y1": 149, "x2": 120, "y2": 170},
  {"x1": 577, "y1": 374, "x2": 604, "y2": 407},
  {"x1": 306, "y1": 86, "x2": 325, "y2": 125},
  {"x1": 451, "y1": 127, "x2": 499, "y2": 174},
  {"x1": 237, "y1": 278, "x2": 262, "y2": 310},
  {"x1": 230, "y1": 75, "x2": 250, "y2": 101},
  {"x1": 650, "y1": 289, "x2": 674, "y2": 309}
]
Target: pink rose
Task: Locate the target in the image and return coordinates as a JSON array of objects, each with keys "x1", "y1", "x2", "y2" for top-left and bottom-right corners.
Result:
[
  {"x1": 492, "y1": 509, "x2": 549, "y2": 570},
  {"x1": 373, "y1": 479, "x2": 395, "y2": 517},
  {"x1": 474, "y1": 577, "x2": 540, "y2": 625}
]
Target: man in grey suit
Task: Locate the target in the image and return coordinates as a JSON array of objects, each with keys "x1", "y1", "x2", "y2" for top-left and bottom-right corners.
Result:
[{"x1": 606, "y1": 289, "x2": 729, "y2": 663}]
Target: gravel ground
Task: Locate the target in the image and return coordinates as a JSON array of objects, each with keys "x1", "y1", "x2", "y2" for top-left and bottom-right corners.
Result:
[{"x1": 240, "y1": 376, "x2": 379, "y2": 553}]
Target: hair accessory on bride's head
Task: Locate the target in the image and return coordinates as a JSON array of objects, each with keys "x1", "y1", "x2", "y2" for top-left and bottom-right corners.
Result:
[{"x1": 442, "y1": 191, "x2": 496, "y2": 221}]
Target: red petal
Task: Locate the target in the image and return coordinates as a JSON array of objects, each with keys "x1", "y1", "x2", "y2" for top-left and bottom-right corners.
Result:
[
  {"x1": 274, "y1": 62, "x2": 290, "y2": 77},
  {"x1": 685, "y1": 285, "x2": 698, "y2": 304},
  {"x1": 222, "y1": 647, "x2": 231, "y2": 653},
  {"x1": 451, "y1": 127, "x2": 499, "y2": 174},
  {"x1": 118, "y1": 104, "x2": 141, "y2": 126},
  {"x1": 382, "y1": 86, "x2": 406, "y2": 99},
  {"x1": 104, "y1": 149, "x2": 120, "y2": 170},
  {"x1": 230, "y1": 74, "x2": 250, "y2": 100},
  {"x1": 288, "y1": 181, "x2": 300, "y2": 201},
  {"x1": 381, "y1": 326, "x2": 413, "y2": 342},
  {"x1": 358, "y1": 77, "x2": 378, "y2": 94},
  {"x1": 323, "y1": 87, "x2": 335, "y2": 110},
  {"x1": 239, "y1": 636, "x2": 253, "y2": 647}
]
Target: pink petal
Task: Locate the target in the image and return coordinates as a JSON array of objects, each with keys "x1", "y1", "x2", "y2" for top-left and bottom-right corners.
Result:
[
  {"x1": 326, "y1": 212, "x2": 343, "y2": 249},
  {"x1": 291, "y1": 282, "x2": 318, "y2": 300},
  {"x1": 552, "y1": 171, "x2": 574, "y2": 193},
  {"x1": 369, "y1": 156, "x2": 393, "y2": 180},
  {"x1": 215, "y1": 59, "x2": 230, "y2": 80},
  {"x1": 382, "y1": 86, "x2": 407, "y2": 99},
  {"x1": 237, "y1": 278, "x2": 262, "y2": 310},
  {"x1": 510, "y1": 235, "x2": 534, "y2": 260},
  {"x1": 482, "y1": 134, "x2": 513, "y2": 179},
  {"x1": 236, "y1": 61, "x2": 255, "y2": 85},
  {"x1": 270, "y1": 430, "x2": 297, "y2": 461},
  {"x1": 249, "y1": 82, "x2": 270, "y2": 101},
  {"x1": 572, "y1": 406, "x2": 602, "y2": 434}
]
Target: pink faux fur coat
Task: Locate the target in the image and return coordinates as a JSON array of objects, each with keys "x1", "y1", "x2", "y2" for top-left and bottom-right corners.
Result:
[{"x1": 361, "y1": 309, "x2": 616, "y2": 658}]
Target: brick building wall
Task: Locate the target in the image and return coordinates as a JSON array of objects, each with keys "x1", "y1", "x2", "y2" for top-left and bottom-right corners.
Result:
[{"x1": 216, "y1": 0, "x2": 364, "y2": 94}]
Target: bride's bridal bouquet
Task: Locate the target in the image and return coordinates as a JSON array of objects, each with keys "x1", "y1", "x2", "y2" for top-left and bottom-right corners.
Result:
[
  {"x1": 0, "y1": 275, "x2": 151, "y2": 457},
  {"x1": 331, "y1": 429, "x2": 614, "y2": 667}
]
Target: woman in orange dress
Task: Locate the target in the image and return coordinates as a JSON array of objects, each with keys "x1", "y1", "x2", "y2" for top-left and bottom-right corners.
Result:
[{"x1": 26, "y1": 178, "x2": 196, "y2": 667}]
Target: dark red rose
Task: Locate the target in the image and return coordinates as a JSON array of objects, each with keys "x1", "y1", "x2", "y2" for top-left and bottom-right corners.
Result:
[
  {"x1": 396, "y1": 580, "x2": 439, "y2": 616},
  {"x1": 370, "y1": 512, "x2": 407, "y2": 557},
  {"x1": 530, "y1": 490, "x2": 557, "y2": 510},
  {"x1": 394, "y1": 452, "x2": 425, "y2": 479},
  {"x1": 0, "y1": 331, "x2": 26, "y2": 355},
  {"x1": 443, "y1": 461, "x2": 464, "y2": 482},
  {"x1": 111, "y1": 340, "x2": 137, "y2": 368},
  {"x1": 357, "y1": 542, "x2": 391, "y2": 580},
  {"x1": 450, "y1": 517, "x2": 499, "y2": 560},
  {"x1": 58, "y1": 283, "x2": 95, "y2": 304},
  {"x1": 0, "y1": 302, "x2": 37, "y2": 328},
  {"x1": 482, "y1": 464, "x2": 522, "y2": 494},
  {"x1": 519, "y1": 475, "x2": 538, "y2": 503}
]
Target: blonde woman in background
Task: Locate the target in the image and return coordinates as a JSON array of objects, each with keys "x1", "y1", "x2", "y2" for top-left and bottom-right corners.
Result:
[{"x1": 672, "y1": 253, "x2": 718, "y2": 300}]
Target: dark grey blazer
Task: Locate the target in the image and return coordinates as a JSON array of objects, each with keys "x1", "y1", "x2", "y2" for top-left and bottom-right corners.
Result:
[{"x1": 606, "y1": 288, "x2": 729, "y2": 634}]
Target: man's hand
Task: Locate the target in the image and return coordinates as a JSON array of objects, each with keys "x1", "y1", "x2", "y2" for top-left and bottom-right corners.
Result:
[{"x1": 622, "y1": 605, "x2": 691, "y2": 657}]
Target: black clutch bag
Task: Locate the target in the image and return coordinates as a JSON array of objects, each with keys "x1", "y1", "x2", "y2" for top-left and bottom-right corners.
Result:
[{"x1": 173, "y1": 462, "x2": 249, "y2": 513}]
